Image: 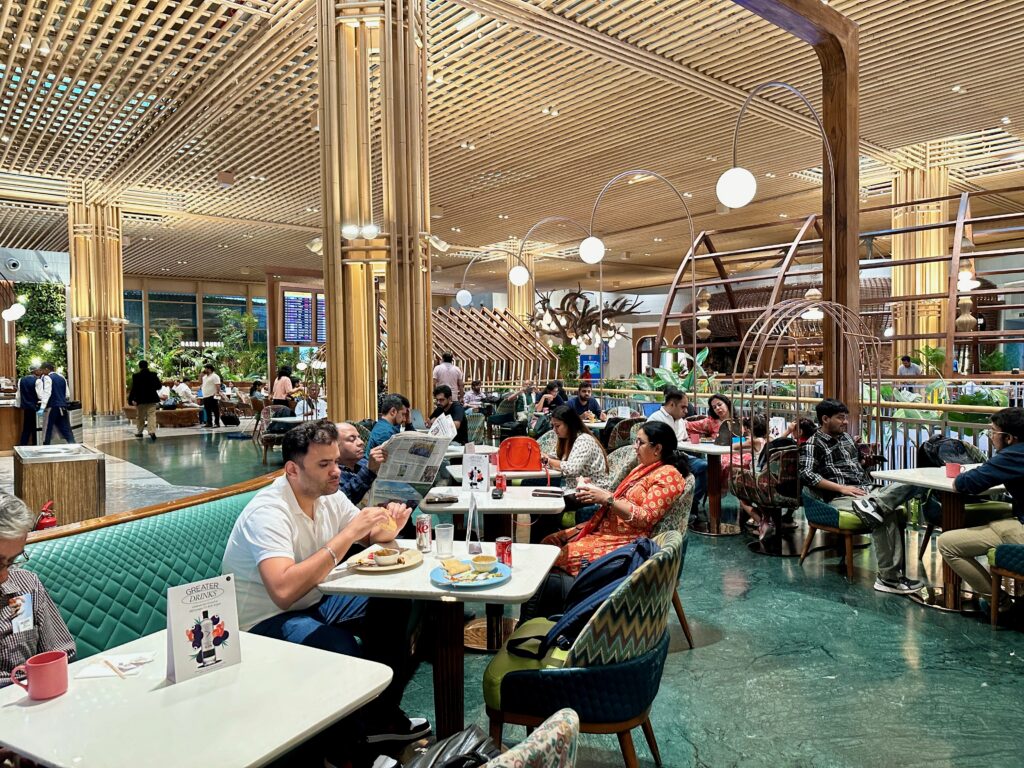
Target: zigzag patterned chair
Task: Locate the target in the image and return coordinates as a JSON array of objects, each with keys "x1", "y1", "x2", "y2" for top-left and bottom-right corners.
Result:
[
  {"x1": 537, "y1": 429, "x2": 558, "y2": 456},
  {"x1": 652, "y1": 476, "x2": 695, "y2": 648},
  {"x1": 605, "y1": 445, "x2": 639, "y2": 489},
  {"x1": 989, "y1": 544, "x2": 1024, "y2": 627},
  {"x1": 483, "y1": 531, "x2": 682, "y2": 768},
  {"x1": 467, "y1": 411, "x2": 487, "y2": 444},
  {"x1": 484, "y1": 708, "x2": 580, "y2": 768}
]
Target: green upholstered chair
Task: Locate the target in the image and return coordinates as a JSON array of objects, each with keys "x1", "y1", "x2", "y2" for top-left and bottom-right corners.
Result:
[
  {"x1": 799, "y1": 490, "x2": 872, "y2": 581},
  {"x1": 608, "y1": 418, "x2": 644, "y2": 451},
  {"x1": 25, "y1": 490, "x2": 259, "y2": 658},
  {"x1": 484, "y1": 531, "x2": 682, "y2": 768},
  {"x1": 988, "y1": 544, "x2": 1024, "y2": 627},
  {"x1": 484, "y1": 708, "x2": 579, "y2": 768},
  {"x1": 651, "y1": 476, "x2": 695, "y2": 647},
  {"x1": 605, "y1": 445, "x2": 638, "y2": 490},
  {"x1": 467, "y1": 411, "x2": 487, "y2": 444},
  {"x1": 537, "y1": 429, "x2": 558, "y2": 456},
  {"x1": 345, "y1": 419, "x2": 371, "y2": 443}
]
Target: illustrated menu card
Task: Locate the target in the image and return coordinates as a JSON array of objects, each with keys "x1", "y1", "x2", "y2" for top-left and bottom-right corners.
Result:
[
  {"x1": 166, "y1": 575, "x2": 241, "y2": 683},
  {"x1": 461, "y1": 452, "x2": 490, "y2": 491}
]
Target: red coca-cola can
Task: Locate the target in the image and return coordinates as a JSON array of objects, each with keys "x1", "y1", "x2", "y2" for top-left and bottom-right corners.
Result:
[
  {"x1": 496, "y1": 537, "x2": 513, "y2": 566},
  {"x1": 495, "y1": 473, "x2": 507, "y2": 493}
]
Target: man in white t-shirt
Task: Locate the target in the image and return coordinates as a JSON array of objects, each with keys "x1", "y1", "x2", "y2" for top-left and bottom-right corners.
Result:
[
  {"x1": 221, "y1": 419, "x2": 429, "y2": 746},
  {"x1": 431, "y1": 352, "x2": 464, "y2": 400},
  {"x1": 200, "y1": 364, "x2": 222, "y2": 427}
]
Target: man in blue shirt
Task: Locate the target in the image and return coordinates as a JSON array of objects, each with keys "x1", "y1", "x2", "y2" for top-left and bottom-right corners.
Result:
[
  {"x1": 366, "y1": 394, "x2": 409, "y2": 456},
  {"x1": 938, "y1": 407, "x2": 1024, "y2": 614},
  {"x1": 15, "y1": 366, "x2": 45, "y2": 446},
  {"x1": 567, "y1": 384, "x2": 605, "y2": 421},
  {"x1": 336, "y1": 422, "x2": 387, "y2": 504}
]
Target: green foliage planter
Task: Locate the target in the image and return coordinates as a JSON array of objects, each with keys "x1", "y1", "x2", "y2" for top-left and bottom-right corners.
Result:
[{"x1": 14, "y1": 283, "x2": 67, "y2": 375}]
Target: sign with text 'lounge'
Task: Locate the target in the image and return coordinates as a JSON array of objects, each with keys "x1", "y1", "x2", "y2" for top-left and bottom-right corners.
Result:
[{"x1": 166, "y1": 575, "x2": 241, "y2": 683}]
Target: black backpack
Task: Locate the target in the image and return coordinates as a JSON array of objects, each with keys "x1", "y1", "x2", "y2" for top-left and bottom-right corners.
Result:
[{"x1": 917, "y1": 435, "x2": 986, "y2": 468}]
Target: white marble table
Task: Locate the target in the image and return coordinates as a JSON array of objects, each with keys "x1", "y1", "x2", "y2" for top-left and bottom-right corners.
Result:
[
  {"x1": 873, "y1": 465, "x2": 1004, "y2": 610},
  {"x1": 683, "y1": 441, "x2": 736, "y2": 535},
  {"x1": 420, "y1": 486, "x2": 565, "y2": 515},
  {"x1": 445, "y1": 464, "x2": 562, "y2": 482},
  {"x1": 444, "y1": 444, "x2": 499, "y2": 460},
  {"x1": 321, "y1": 539, "x2": 559, "y2": 738},
  {"x1": 270, "y1": 415, "x2": 306, "y2": 424},
  {"x1": 584, "y1": 420, "x2": 608, "y2": 431},
  {"x1": 0, "y1": 631, "x2": 392, "y2": 768}
]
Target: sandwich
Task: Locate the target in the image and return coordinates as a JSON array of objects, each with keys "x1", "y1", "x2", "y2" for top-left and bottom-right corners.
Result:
[{"x1": 440, "y1": 558, "x2": 471, "y2": 577}]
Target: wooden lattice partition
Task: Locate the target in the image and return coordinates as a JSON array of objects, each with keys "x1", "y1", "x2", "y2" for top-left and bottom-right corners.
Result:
[{"x1": 431, "y1": 306, "x2": 557, "y2": 385}]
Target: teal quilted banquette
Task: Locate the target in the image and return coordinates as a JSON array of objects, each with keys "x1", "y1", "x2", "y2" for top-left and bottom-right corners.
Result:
[{"x1": 24, "y1": 488, "x2": 262, "y2": 659}]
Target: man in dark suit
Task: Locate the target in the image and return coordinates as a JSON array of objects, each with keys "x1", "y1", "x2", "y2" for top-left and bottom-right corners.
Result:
[
  {"x1": 128, "y1": 360, "x2": 162, "y2": 440},
  {"x1": 39, "y1": 362, "x2": 75, "y2": 445},
  {"x1": 15, "y1": 366, "x2": 44, "y2": 445}
]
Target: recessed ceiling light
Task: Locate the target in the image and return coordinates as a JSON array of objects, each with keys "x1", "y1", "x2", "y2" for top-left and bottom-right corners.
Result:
[
  {"x1": 497, "y1": 214, "x2": 509, "y2": 219},
  {"x1": 765, "y1": 172, "x2": 776, "y2": 178},
  {"x1": 160, "y1": 267, "x2": 169, "y2": 272},
  {"x1": 683, "y1": 192, "x2": 693, "y2": 198},
  {"x1": 1001, "y1": 116, "x2": 1012, "y2": 125},
  {"x1": 459, "y1": 141, "x2": 475, "y2": 150},
  {"x1": 653, "y1": 237, "x2": 663, "y2": 242},
  {"x1": 778, "y1": 213, "x2": 789, "y2": 219},
  {"x1": 451, "y1": 226, "x2": 461, "y2": 232},
  {"x1": 0, "y1": 136, "x2": 8, "y2": 144},
  {"x1": 951, "y1": 85, "x2": 963, "y2": 93},
  {"x1": 541, "y1": 106, "x2": 559, "y2": 116},
  {"x1": 704, "y1": 155, "x2": 718, "y2": 162}
]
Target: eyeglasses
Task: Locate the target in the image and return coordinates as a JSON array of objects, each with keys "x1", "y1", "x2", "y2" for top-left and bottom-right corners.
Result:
[
  {"x1": 0, "y1": 551, "x2": 28, "y2": 570},
  {"x1": 634, "y1": 437, "x2": 649, "y2": 447},
  {"x1": 983, "y1": 428, "x2": 1009, "y2": 439}
]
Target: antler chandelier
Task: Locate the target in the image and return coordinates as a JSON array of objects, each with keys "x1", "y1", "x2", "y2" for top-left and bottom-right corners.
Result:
[{"x1": 531, "y1": 287, "x2": 642, "y2": 349}]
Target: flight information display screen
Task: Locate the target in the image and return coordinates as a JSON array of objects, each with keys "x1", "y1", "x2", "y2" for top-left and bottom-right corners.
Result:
[
  {"x1": 282, "y1": 290, "x2": 313, "y2": 342},
  {"x1": 316, "y1": 293, "x2": 326, "y2": 343}
]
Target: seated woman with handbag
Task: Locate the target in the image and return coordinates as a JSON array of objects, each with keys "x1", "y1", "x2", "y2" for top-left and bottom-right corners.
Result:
[
  {"x1": 519, "y1": 420, "x2": 691, "y2": 622},
  {"x1": 530, "y1": 405, "x2": 610, "y2": 543}
]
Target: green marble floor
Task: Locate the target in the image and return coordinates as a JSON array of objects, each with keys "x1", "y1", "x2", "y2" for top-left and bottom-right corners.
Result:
[
  {"x1": 97, "y1": 430, "x2": 275, "y2": 488},
  {"x1": 119, "y1": 434, "x2": 1024, "y2": 766},
  {"x1": 403, "y1": 528, "x2": 1024, "y2": 767}
]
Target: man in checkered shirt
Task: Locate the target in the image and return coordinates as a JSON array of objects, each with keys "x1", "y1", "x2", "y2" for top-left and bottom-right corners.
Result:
[
  {"x1": 801, "y1": 398, "x2": 929, "y2": 595},
  {"x1": 0, "y1": 492, "x2": 75, "y2": 689}
]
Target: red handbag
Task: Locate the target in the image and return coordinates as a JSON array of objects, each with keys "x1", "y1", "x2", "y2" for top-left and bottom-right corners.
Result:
[{"x1": 498, "y1": 436, "x2": 543, "y2": 471}]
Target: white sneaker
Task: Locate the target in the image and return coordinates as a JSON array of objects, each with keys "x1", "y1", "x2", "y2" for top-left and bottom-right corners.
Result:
[
  {"x1": 853, "y1": 498, "x2": 885, "y2": 524},
  {"x1": 873, "y1": 576, "x2": 922, "y2": 595}
]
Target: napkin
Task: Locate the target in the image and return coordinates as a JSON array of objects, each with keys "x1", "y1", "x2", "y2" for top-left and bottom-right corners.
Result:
[{"x1": 75, "y1": 652, "x2": 157, "y2": 679}]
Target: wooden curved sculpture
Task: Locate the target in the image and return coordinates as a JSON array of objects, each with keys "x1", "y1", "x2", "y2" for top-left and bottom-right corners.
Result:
[{"x1": 531, "y1": 286, "x2": 643, "y2": 345}]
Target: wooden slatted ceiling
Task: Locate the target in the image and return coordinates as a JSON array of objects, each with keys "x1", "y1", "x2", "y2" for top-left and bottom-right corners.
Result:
[{"x1": 0, "y1": 0, "x2": 1021, "y2": 288}]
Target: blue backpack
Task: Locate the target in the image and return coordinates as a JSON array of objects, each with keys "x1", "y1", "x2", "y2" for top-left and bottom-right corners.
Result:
[{"x1": 507, "y1": 537, "x2": 660, "y2": 659}]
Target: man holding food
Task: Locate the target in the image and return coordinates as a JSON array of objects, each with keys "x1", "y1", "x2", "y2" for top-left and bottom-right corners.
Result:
[{"x1": 221, "y1": 419, "x2": 429, "y2": 747}]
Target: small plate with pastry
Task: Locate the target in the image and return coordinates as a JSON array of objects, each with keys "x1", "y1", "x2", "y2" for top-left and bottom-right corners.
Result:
[
  {"x1": 429, "y1": 558, "x2": 512, "y2": 589},
  {"x1": 346, "y1": 546, "x2": 424, "y2": 573}
]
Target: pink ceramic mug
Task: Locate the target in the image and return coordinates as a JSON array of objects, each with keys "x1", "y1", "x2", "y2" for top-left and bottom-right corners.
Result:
[
  {"x1": 9, "y1": 650, "x2": 69, "y2": 700},
  {"x1": 944, "y1": 462, "x2": 964, "y2": 478}
]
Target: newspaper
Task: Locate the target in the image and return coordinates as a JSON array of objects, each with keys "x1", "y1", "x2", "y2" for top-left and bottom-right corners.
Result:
[
  {"x1": 428, "y1": 413, "x2": 457, "y2": 439},
  {"x1": 367, "y1": 431, "x2": 452, "y2": 507}
]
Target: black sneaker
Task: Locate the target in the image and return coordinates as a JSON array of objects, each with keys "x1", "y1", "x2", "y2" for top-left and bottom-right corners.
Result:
[
  {"x1": 365, "y1": 714, "x2": 431, "y2": 744},
  {"x1": 900, "y1": 574, "x2": 926, "y2": 590},
  {"x1": 853, "y1": 498, "x2": 885, "y2": 524},
  {"x1": 134, "y1": 433, "x2": 143, "y2": 438},
  {"x1": 150, "y1": 433, "x2": 157, "y2": 441}
]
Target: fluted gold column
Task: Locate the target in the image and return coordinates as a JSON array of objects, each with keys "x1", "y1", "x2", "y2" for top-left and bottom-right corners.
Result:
[
  {"x1": 68, "y1": 201, "x2": 126, "y2": 415},
  {"x1": 317, "y1": 2, "x2": 383, "y2": 420},
  {"x1": 379, "y1": 0, "x2": 433, "y2": 412},
  {"x1": 506, "y1": 247, "x2": 535, "y2": 322},
  {"x1": 891, "y1": 167, "x2": 949, "y2": 363}
]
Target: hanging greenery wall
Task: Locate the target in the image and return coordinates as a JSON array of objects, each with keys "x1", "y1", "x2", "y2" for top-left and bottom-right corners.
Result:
[{"x1": 13, "y1": 283, "x2": 67, "y2": 375}]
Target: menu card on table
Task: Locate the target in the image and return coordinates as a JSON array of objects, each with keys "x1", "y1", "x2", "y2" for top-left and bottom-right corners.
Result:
[
  {"x1": 166, "y1": 575, "x2": 241, "y2": 683},
  {"x1": 461, "y1": 453, "x2": 490, "y2": 491}
]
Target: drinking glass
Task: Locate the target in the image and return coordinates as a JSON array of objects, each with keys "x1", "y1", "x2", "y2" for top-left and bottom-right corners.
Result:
[{"x1": 435, "y1": 523, "x2": 455, "y2": 558}]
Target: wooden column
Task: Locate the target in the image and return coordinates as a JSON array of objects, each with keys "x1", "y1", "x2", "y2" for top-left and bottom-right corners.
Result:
[
  {"x1": 68, "y1": 201, "x2": 126, "y2": 415},
  {"x1": 732, "y1": 0, "x2": 860, "y2": 415},
  {"x1": 506, "y1": 248, "x2": 535, "y2": 322},
  {"x1": 380, "y1": 0, "x2": 433, "y2": 412},
  {"x1": 891, "y1": 167, "x2": 949, "y2": 364},
  {"x1": 317, "y1": 1, "x2": 381, "y2": 420}
]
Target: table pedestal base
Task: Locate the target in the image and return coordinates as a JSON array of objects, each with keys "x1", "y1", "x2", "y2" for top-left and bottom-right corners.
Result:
[
  {"x1": 691, "y1": 521, "x2": 742, "y2": 537},
  {"x1": 464, "y1": 616, "x2": 517, "y2": 652},
  {"x1": 434, "y1": 602, "x2": 465, "y2": 738},
  {"x1": 747, "y1": 531, "x2": 807, "y2": 558}
]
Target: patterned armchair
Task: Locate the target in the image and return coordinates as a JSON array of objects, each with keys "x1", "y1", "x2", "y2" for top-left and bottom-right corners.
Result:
[
  {"x1": 253, "y1": 405, "x2": 291, "y2": 464},
  {"x1": 605, "y1": 445, "x2": 638, "y2": 490},
  {"x1": 345, "y1": 420, "x2": 370, "y2": 443},
  {"x1": 484, "y1": 531, "x2": 682, "y2": 768},
  {"x1": 988, "y1": 544, "x2": 1024, "y2": 626},
  {"x1": 484, "y1": 708, "x2": 579, "y2": 768},
  {"x1": 608, "y1": 417, "x2": 645, "y2": 451},
  {"x1": 651, "y1": 475, "x2": 695, "y2": 648},
  {"x1": 729, "y1": 443, "x2": 801, "y2": 514},
  {"x1": 467, "y1": 411, "x2": 487, "y2": 444}
]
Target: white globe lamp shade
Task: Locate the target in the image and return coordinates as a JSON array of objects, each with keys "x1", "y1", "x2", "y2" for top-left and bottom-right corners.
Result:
[
  {"x1": 508, "y1": 264, "x2": 530, "y2": 287},
  {"x1": 5, "y1": 303, "x2": 26, "y2": 321},
  {"x1": 883, "y1": 327, "x2": 894, "y2": 338},
  {"x1": 341, "y1": 224, "x2": 360, "y2": 239},
  {"x1": 456, "y1": 289, "x2": 473, "y2": 307},
  {"x1": 360, "y1": 223, "x2": 380, "y2": 239},
  {"x1": 579, "y1": 236, "x2": 605, "y2": 265},
  {"x1": 305, "y1": 236, "x2": 323, "y2": 255},
  {"x1": 296, "y1": 362, "x2": 308, "y2": 371},
  {"x1": 716, "y1": 166, "x2": 757, "y2": 209},
  {"x1": 0, "y1": 309, "x2": 12, "y2": 322}
]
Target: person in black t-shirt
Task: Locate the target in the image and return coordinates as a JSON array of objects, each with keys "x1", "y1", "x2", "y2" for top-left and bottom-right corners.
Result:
[{"x1": 428, "y1": 385, "x2": 468, "y2": 444}]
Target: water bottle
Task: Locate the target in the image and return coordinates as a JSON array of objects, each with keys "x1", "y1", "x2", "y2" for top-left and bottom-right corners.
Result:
[{"x1": 908, "y1": 498, "x2": 920, "y2": 528}]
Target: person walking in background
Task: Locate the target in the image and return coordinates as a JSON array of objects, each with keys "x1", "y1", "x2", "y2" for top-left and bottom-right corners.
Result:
[
  {"x1": 14, "y1": 365, "x2": 46, "y2": 446},
  {"x1": 128, "y1": 360, "x2": 162, "y2": 441},
  {"x1": 39, "y1": 362, "x2": 75, "y2": 444},
  {"x1": 201, "y1": 363, "x2": 223, "y2": 429},
  {"x1": 432, "y1": 353, "x2": 464, "y2": 401}
]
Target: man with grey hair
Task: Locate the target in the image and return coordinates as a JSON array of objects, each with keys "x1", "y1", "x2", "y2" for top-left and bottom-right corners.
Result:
[{"x1": 0, "y1": 492, "x2": 75, "y2": 689}]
